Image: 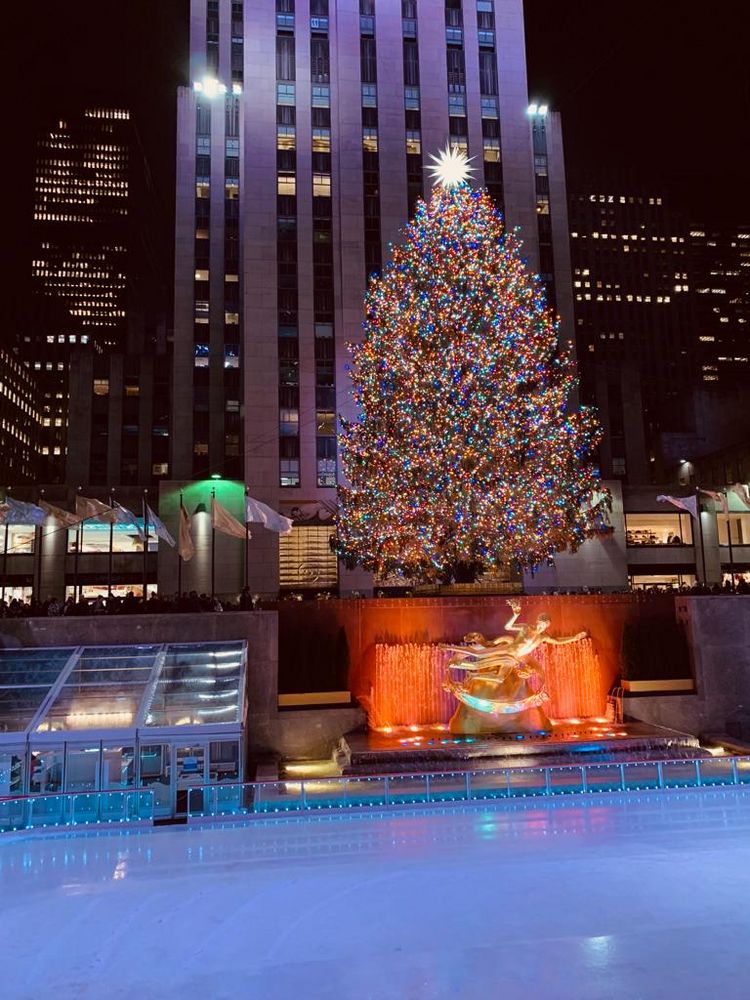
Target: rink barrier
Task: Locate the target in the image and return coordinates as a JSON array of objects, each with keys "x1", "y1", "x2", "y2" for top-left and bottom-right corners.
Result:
[
  {"x1": 3, "y1": 757, "x2": 749, "y2": 833},
  {"x1": 0, "y1": 788, "x2": 154, "y2": 833},
  {"x1": 185, "y1": 754, "x2": 750, "y2": 819}
]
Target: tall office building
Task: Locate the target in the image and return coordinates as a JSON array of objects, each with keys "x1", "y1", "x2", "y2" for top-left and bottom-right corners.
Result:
[
  {"x1": 689, "y1": 225, "x2": 750, "y2": 389},
  {"x1": 172, "y1": 0, "x2": 575, "y2": 595},
  {"x1": 24, "y1": 107, "x2": 162, "y2": 483},
  {"x1": 568, "y1": 186, "x2": 696, "y2": 483}
]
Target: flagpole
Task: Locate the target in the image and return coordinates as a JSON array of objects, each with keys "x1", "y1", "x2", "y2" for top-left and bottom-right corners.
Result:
[
  {"x1": 177, "y1": 490, "x2": 183, "y2": 599},
  {"x1": 35, "y1": 488, "x2": 45, "y2": 605},
  {"x1": 142, "y1": 490, "x2": 149, "y2": 600},
  {"x1": 211, "y1": 487, "x2": 216, "y2": 601},
  {"x1": 107, "y1": 489, "x2": 115, "y2": 600},
  {"x1": 695, "y1": 489, "x2": 707, "y2": 585},
  {"x1": 1, "y1": 490, "x2": 8, "y2": 602},
  {"x1": 244, "y1": 485, "x2": 249, "y2": 591},
  {"x1": 74, "y1": 487, "x2": 82, "y2": 604},
  {"x1": 726, "y1": 495, "x2": 736, "y2": 591}
]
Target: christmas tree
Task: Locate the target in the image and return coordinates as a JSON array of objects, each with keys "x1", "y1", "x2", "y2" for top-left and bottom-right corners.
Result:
[{"x1": 337, "y1": 147, "x2": 607, "y2": 583}]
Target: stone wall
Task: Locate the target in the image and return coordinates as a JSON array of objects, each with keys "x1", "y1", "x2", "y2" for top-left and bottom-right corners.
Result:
[{"x1": 625, "y1": 596, "x2": 750, "y2": 735}]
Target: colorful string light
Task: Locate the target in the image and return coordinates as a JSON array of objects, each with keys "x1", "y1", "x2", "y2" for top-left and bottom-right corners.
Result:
[{"x1": 337, "y1": 182, "x2": 607, "y2": 582}]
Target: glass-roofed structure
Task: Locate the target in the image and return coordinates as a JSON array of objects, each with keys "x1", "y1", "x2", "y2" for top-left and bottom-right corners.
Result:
[{"x1": 0, "y1": 641, "x2": 247, "y2": 818}]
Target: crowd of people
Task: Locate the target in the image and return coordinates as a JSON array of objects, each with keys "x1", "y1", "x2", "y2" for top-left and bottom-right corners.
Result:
[
  {"x1": 1, "y1": 579, "x2": 749, "y2": 619},
  {"x1": 0, "y1": 588, "x2": 261, "y2": 619}
]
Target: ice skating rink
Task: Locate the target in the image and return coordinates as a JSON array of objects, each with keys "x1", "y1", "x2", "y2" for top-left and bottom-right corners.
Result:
[{"x1": 2, "y1": 787, "x2": 750, "y2": 1000}]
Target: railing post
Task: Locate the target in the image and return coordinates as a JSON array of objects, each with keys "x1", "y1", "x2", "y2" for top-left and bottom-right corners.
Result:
[
  {"x1": 300, "y1": 780, "x2": 307, "y2": 810},
  {"x1": 544, "y1": 769, "x2": 551, "y2": 795},
  {"x1": 580, "y1": 766, "x2": 588, "y2": 793},
  {"x1": 731, "y1": 758, "x2": 739, "y2": 785},
  {"x1": 619, "y1": 763, "x2": 626, "y2": 791},
  {"x1": 465, "y1": 771, "x2": 472, "y2": 801},
  {"x1": 656, "y1": 762, "x2": 664, "y2": 789},
  {"x1": 425, "y1": 774, "x2": 431, "y2": 803},
  {"x1": 695, "y1": 760, "x2": 702, "y2": 787},
  {"x1": 383, "y1": 776, "x2": 390, "y2": 806}
]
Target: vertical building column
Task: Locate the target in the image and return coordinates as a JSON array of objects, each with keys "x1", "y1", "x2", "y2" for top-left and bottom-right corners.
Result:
[
  {"x1": 172, "y1": 88, "x2": 198, "y2": 479},
  {"x1": 243, "y1": 1, "x2": 281, "y2": 595}
]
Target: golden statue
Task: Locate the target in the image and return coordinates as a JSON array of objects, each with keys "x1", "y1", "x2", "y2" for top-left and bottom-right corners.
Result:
[{"x1": 440, "y1": 598, "x2": 588, "y2": 736}]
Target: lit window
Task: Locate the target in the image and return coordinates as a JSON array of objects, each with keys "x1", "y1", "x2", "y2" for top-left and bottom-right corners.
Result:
[
  {"x1": 312, "y1": 128, "x2": 330, "y2": 152},
  {"x1": 406, "y1": 131, "x2": 421, "y2": 155},
  {"x1": 225, "y1": 311, "x2": 239, "y2": 325},
  {"x1": 194, "y1": 344, "x2": 209, "y2": 367},
  {"x1": 277, "y1": 125, "x2": 296, "y2": 150},
  {"x1": 224, "y1": 345, "x2": 240, "y2": 368},
  {"x1": 280, "y1": 408, "x2": 299, "y2": 435},
  {"x1": 363, "y1": 128, "x2": 378, "y2": 152},
  {"x1": 152, "y1": 463, "x2": 169, "y2": 476},
  {"x1": 278, "y1": 173, "x2": 296, "y2": 195},
  {"x1": 196, "y1": 182, "x2": 210, "y2": 198},
  {"x1": 93, "y1": 379, "x2": 109, "y2": 396},
  {"x1": 483, "y1": 137, "x2": 500, "y2": 162},
  {"x1": 277, "y1": 83, "x2": 295, "y2": 106},
  {"x1": 195, "y1": 268, "x2": 209, "y2": 281},
  {"x1": 313, "y1": 173, "x2": 331, "y2": 197}
]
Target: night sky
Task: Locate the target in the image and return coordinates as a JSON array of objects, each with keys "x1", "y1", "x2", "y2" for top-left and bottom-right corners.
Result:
[{"x1": 5, "y1": 0, "x2": 749, "y2": 315}]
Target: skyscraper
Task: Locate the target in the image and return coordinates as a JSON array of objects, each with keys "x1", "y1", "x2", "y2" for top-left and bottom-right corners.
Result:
[
  {"x1": 689, "y1": 225, "x2": 750, "y2": 389},
  {"x1": 568, "y1": 186, "x2": 696, "y2": 483},
  {"x1": 172, "y1": 0, "x2": 575, "y2": 595},
  {"x1": 25, "y1": 107, "x2": 162, "y2": 483}
]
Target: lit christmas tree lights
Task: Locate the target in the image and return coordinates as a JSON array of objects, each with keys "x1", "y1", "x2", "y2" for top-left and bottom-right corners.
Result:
[{"x1": 337, "y1": 171, "x2": 607, "y2": 583}]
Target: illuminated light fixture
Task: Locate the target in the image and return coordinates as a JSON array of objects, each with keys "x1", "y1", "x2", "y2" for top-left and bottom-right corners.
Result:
[
  {"x1": 232, "y1": 82, "x2": 242, "y2": 95},
  {"x1": 427, "y1": 143, "x2": 475, "y2": 189},
  {"x1": 193, "y1": 77, "x2": 227, "y2": 97},
  {"x1": 211, "y1": 472, "x2": 222, "y2": 480},
  {"x1": 527, "y1": 102, "x2": 549, "y2": 116},
  {"x1": 537, "y1": 104, "x2": 549, "y2": 115}
]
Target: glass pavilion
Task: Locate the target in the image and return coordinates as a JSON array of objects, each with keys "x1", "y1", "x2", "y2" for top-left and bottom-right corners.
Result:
[{"x1": 0, "y1": 641, "x2": 247, "y2": 819}]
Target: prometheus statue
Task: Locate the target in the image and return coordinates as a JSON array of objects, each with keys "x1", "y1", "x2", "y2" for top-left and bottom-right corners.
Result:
[{"x1": 440, "y1": 598, "x2": 588, "y2": 736}]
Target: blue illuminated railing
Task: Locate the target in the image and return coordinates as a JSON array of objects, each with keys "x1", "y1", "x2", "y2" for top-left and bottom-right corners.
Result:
[
  {"x1": 187, "y1": 755, "x2": 750, "y2": 820},
  {"x1": 0, "y1": 788, "x2": 154, "y2": 833}
]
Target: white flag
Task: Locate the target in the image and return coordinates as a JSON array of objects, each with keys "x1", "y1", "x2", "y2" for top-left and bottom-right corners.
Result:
[
  {"x1": 656, "y1": 494, "x2": 698, "y2": 520},
  {"x1": 146, "y1": 504, "x2": 175, "y2": 547},
  {"x1": 698, "y1": 489, "x2": 728, "y2": 515},
  {"x1": 245, "y1": 494, "x2": 293, "y2": 535},
  {"x1": 178, "y1": 503, "x2": 195, "y2": 561},
  {"x1": 212, "y1": 497, "x2": 249, "y2": 541},
  {"x1": 113, "y1": 501, "x2": 144, "y2": 539},
  {"x1": 729, "y1": 483, "x2": 750, "y2": 510}
]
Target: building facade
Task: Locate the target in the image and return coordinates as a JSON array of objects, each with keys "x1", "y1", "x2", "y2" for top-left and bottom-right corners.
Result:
[
  {"x1": 568, "y1": 186, "x2": 696, "y2": 485},
  {"x1": 22, "y1": 107, "x2": 163, "y2": 483},
  {"x1": 0, "y1": 349, "x2": 43, "y2": 485},
  {"x1": 172, "y1": 0, "x2": 576, "y2": 595},
  {"x1": 689, "y1": 225, "x2": 750, "y2": 390}
]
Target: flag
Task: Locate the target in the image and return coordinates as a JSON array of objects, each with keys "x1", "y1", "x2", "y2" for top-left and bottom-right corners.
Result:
[
  {"x1": 656, "y1": 494, "x2": 698, "y2": 520},
  {"x1": 729, "y1": 483, "x2": 750, "y2": 510},
  {"x1": 146, "y1": 504, "x2": 175, "y2": 547},
  {"x1": 0, "y1": 498, "x2": 46, "y2": 525},
  {"x1": 178, "y1": 503, "x2": 195, "y2": 561},
  {"x1": 76, "y1": 495, "x2": 117, "y2": 523},
  {"x1": 212, "y1": 497, "x2": 249, "y2": 540},
  {"x1": 245, "y1": 494, "x2": 293, "y2": 535},
  {"x1": 698, "y1": 489, "x2": 728, "y2": 515},
  {"x1": 38, "y1": 500, "x2": 81, "y2": 528},
  {"x1": 112, "y1": 501, "x2": 144, "y2": 539}
]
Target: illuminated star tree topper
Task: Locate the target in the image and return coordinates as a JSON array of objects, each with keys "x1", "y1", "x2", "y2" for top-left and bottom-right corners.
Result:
[
  {"x1": 427, "y1": 143, "x2": 475, "y2": 190},
  {"x1": 336, "y1": 167, "x2": 607, "y2": 584}
]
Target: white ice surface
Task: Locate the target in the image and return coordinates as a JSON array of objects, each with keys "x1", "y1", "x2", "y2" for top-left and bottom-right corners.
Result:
[{"x1": 2, "y1": 787, "x2": 750, "y2": 1000}]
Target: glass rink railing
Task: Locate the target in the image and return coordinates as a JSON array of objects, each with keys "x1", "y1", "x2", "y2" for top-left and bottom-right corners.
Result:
[
  {"x1": 3, "y1": 757, "x2": 750, "y2": 832},
  {"x1": 187, "y1": 755, "x2": 750, "y2": 819},
  {"x1": 0, "y1": 788, "x2": 154, "y2": 832}
]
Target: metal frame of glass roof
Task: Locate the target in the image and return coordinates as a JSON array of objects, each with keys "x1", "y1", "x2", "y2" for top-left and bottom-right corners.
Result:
[{"x1": 0, "y1": 641, "x2": 247, "y2": 745}]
